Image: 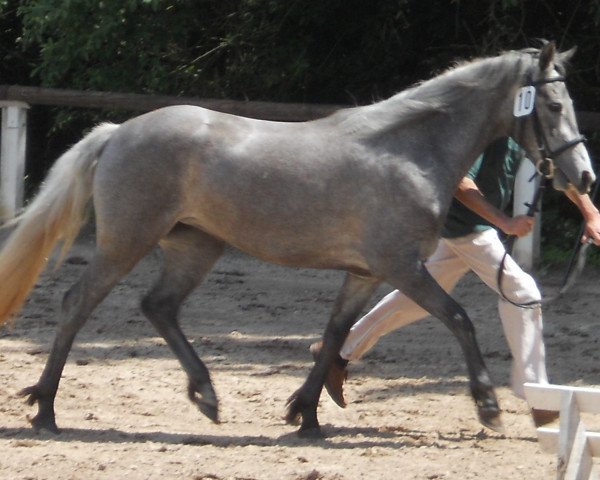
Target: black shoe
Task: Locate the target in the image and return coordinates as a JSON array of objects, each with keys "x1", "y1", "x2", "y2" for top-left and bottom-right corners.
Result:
[
  {"x1": 309, "y1": 341, "x2": 348, "y2": 408},
  {"x1": 531, "y1": 408, "x2": 559, "y2": 427}
]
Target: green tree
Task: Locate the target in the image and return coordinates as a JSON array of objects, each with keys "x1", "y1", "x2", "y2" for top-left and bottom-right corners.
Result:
[{"x1": 13, "y1": 1, "x2": 600, "y2": 107}]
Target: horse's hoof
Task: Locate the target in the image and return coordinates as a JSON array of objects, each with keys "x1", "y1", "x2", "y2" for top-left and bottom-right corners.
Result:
[
  {"x1": 285, "y1": 388, "x2": 321, "y2": 435},
  {"x1": 27, "y1": 414, "x2": 61, "y2": 435},
  {"x1": 195, "y1": 399, "x2": 219, "y2": 424},
  {"x1": 188, "y1": 382, "x2": 219, "y2": 424},
  {"x1": 18, "y1": 385, "x2": 61, "y2": 434},
  {"x1": 297, "y1": 425, "x2": 324, "y2": 439},
  {"x1": 478, "y1": 408, "x2": 504, "y2": 434}
]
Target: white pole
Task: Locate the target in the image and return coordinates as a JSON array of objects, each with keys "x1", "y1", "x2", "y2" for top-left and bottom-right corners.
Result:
[
  {"x1": 513, "y1": 158, "x2": 541, "y2": 270},
  {"x1": 0, "y1": 101, "x2": 29, "y2": 221}
]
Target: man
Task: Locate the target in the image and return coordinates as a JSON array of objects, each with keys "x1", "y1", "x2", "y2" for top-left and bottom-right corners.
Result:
[{"x1": 312, "y1": 137, "x2": 600, "y2": 426}]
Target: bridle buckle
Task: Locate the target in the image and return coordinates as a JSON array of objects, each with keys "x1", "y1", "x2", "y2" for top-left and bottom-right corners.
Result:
[{"x1": 536, "y1": 157, "x2": 555, "y2": 179}]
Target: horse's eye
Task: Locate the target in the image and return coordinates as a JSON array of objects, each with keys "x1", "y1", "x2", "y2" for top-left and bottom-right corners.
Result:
[{"x1": 549, "y1": 102, "x2": 563, "y2": 113}]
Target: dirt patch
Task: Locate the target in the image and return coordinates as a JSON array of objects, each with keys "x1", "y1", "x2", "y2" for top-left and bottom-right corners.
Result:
[{"x1": 1, "y1": 235, "x2": 599, "y2": 479}]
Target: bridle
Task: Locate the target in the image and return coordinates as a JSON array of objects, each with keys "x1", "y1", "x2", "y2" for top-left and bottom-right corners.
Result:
[
  {"x1": 498, "y1": 72, "x2": 587, "y2": 308},
  {"x1": 526, "y1": 74, "x2": 586, "y2": 179}
]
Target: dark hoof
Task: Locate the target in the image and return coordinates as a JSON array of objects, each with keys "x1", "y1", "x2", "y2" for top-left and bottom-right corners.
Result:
[
  {"x1": 297, "y1": 425, "x2": 324, "y2": 439},
  {"x1": 478, "y1": 407, "x2": 504, "y2": 434},
  {"x1": 27, "y1": 414, "x2": 61, "y2": 435},
  {"x1": 286, "y1": 390, "x2": 321, "y2": 437},
  {"x1": 196, "y1": 400, "x2": 220, "y2": 424},
  {"x1": 18, "y1": 385, "x2": 61, "y2": 434},
  {"x1": 188, "y1": 382, "x2": 219, "y2": 424},
  {"x1": 191, "y1": 397, "x2": 219, "y2": 424}
]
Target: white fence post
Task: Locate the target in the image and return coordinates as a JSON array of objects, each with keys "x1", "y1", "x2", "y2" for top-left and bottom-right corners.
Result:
[
  {"x1": 513, "y1": 159, "x2": 540, "y2": 270},
  {"x1": 0, "y1": 101, "x2": 29, "y2": 221},
  {"x1": 524, "y1": 383, "x2": 600, "y2": 480}
]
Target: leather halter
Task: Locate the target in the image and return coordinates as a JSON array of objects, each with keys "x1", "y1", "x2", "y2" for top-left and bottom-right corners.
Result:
[{"x1": 526, "y1": 75, "x2": 586, "y2": 179}]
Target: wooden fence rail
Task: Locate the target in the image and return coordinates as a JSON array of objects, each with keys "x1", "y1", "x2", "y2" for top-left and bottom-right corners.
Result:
[
  {"x1": 3, "y1": 84, "x2": 600, "y2": 128},
  {"x1": 0, "y1": 84, "x2": 341, "y2": 122}
]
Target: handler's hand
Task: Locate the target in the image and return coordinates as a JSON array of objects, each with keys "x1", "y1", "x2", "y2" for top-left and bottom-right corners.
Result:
[
  {"x1": 502, "y1": 215, "x2": 535, "y2": 237},
  {"x1": 583, "y1": 217, "x2": 600, "y2": 246}
]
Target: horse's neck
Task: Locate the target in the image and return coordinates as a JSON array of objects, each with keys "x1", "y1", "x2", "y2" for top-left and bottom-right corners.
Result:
[
  {"x1": 350, "y1": 55, "x2": 531, "y2": 211},
  {"x1": 382, "y1": 55, "x2": 528, "y2": 174}
]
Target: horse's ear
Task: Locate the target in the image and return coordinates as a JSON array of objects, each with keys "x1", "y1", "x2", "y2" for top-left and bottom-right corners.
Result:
[
  {"x1": 539, "y1": 41, "x2": 556, "y2": 70},
  {"x1": 558, "y1": 46, "x2": 577, "y2": 64}
]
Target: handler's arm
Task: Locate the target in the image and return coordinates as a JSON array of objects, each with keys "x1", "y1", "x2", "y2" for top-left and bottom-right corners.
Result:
[
  {"x1": 564, "y1": 187, "x2": 600, "y2": 245},
  {"x1": 454, "y1": 176, "x2": 534, "y2": 237}
]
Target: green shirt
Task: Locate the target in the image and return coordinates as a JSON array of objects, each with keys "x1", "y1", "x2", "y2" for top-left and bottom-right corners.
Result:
[{"x1": 442, "y1": 137, "x2": 523, "y2": 239}]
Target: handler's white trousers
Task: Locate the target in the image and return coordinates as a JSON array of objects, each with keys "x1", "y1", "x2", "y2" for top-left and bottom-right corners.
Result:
[{"x1": 340, "y1": 228, "x2": 548, "y2": 398}]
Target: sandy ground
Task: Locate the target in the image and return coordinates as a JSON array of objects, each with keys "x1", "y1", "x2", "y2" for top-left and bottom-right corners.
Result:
[{"x1": 1, "y1": 234, "x2": 599, "y2": 480}]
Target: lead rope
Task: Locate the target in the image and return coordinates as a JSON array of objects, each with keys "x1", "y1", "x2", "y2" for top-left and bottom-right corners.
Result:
[
  {"x1": 496, "y1": 95, "x2": 554, "y2": 309},
  {"x1": 496, "y1": 170, "x2": 548, "y2": 309}
]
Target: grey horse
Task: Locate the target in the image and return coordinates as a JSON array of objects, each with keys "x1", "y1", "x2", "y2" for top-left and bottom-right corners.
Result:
[{"x1": 0, "y1": 42, "x2": 593, "y2": 437}]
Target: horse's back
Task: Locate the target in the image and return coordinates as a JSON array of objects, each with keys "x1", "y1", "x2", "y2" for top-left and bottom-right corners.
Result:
[{"x1": 91, "y1": 105, "x2": 440, "y2": 272}]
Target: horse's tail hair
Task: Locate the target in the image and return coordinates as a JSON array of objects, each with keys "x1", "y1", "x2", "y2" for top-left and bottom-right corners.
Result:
[{"x1": 0, "y1": 122, "x2": 119, "y2": 326}]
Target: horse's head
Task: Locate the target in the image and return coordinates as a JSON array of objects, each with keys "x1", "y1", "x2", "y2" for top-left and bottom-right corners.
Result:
[{"x1": 513, "y1": 42, "x2": 595, "y2": 193}]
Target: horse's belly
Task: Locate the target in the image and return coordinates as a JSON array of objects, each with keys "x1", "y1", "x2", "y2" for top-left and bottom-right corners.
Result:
[{"x1": 183, "y1": 212, "x2": 369, "y2": 272}]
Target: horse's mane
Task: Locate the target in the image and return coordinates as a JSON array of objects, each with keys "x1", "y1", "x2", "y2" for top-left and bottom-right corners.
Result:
[{"x1": 334, "y1": 48, "x2": 546, "y2": 137}]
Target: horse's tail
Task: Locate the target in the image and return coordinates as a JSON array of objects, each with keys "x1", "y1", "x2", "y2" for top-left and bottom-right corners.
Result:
[{"x1": 0, "y1": 122, "x2": 119, "y2": 326}]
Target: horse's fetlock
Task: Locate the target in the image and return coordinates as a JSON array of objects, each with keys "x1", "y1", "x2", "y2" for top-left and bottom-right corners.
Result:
[{"x1": 188, "y1": 379, "x2": 216, "y2": 404}]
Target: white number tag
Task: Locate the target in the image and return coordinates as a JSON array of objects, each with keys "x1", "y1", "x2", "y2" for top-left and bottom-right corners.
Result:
[{"x1": 513, "y1": 86, "x2": 536, "y2": 117}]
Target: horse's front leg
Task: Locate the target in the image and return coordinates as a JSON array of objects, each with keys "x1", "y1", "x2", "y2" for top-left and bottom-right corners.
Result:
[
  {"x1": 286, "y1": 273, "x2": 380, "y2": 437},
  {"x1": 385, "y1": 259, "x2": 503, "y2": 432}
]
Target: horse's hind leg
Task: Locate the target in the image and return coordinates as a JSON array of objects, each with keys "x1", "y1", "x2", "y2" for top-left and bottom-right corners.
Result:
[
  {"x1": 286, "y1": 273, "x2": 380, "y2": 437},
  {"x1": 19, "y1": 245, "x2": 154, "y2": 433},
  {"x1": 141, "y1": 224, "x2": 224, "y2": 424}
]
